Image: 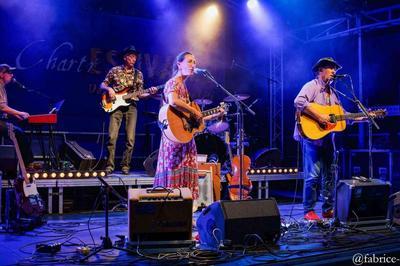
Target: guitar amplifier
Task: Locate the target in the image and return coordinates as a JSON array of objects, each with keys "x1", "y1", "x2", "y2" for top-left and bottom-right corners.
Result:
[
  {"x1": 128, "y1": 188, "x2": 193, "y2": 242},
  {"x1": 337, "y1": 179, "x2": 391, "y2": 223},
  {"x1": 60, "y1": 140, "x2": 96, "y2": 170}
]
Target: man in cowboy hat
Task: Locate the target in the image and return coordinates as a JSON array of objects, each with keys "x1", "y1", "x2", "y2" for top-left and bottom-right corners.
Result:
[
  {"x1": 100, "y1": 46, "x2": 157, "y2": 175},
  {"x1": 0, "y1": 64, "x2": 34, "y2": 167},
  {"x1": 293, "y1": 57, "x2": 343, "y2": 221}
]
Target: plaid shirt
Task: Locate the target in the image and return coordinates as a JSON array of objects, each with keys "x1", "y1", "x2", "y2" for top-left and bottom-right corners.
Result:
[{"x1": 102, "y1": 65, "x2": 144, "y2": 93}]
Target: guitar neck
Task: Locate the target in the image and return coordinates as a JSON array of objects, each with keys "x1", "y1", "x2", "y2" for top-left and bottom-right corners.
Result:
[
  {"x1": 7, "y1": 124, "x2": 28, "y2": 180},
  {"x1": 336, "y1": 112, "x2": 366, "y2": 121},
  {"x1": 202, "y1": 106, "x2": 221, "y2": 117},
  {"x1": 123, "y1": 85, "x2": 164, "y2": 100}
]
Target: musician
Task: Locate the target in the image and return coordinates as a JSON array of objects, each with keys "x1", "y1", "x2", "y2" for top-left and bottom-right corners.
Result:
[
  {"x1": 293, "y1": 57, "x2": 343, "y2": 221},
  {"x1": 153, "y1": 52, "x2": 223, "y2": 209},
  {"x1": 0, "y1": 64, "x2": 34, "y2": 167},
  {"x1": 101, "y1": 46, "x2": 157, "y2": 175}
]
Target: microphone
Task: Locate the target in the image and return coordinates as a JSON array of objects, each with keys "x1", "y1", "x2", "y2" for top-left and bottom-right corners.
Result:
[
  {"x1": 13, "y1": 78, "x2": 26, "y2": 89},
  {"x1": 194, "y1": 68, "x2": 208, "y2": 75},
  {"x1": 332, "y1": 74, "x2": 348, "y2": 79}
]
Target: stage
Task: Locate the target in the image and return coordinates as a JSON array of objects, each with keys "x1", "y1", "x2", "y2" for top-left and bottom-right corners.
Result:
[{"x1": 0, "y1": 202, "x2": 399, "y2": 265}]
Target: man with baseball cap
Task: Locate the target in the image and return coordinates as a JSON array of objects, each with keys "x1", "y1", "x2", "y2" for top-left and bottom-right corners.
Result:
[
  {"x1": 293, "y1": 57, "x2": 342, "y2": 221},
  {"x1": 0, "y1": 64, "x2": 34, "y2": 167},
  {"x1": 100, "y1": 46, "x2": 157, "y2": 175}
]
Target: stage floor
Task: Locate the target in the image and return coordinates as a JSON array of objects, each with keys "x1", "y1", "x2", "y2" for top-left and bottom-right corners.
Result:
[{"x1": 0, "y1": 203, "x2": 399, "y2": 265}]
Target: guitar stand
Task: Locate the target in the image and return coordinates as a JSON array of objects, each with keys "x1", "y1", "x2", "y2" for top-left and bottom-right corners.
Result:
[{"x1": 80, "y1": 176, "x2": 127, "y2": 262}]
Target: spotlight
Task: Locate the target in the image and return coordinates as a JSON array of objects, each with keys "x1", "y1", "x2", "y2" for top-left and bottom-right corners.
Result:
[
  {"x1": 250, "y1": 169, "x2": 255, "y2": 174},
  {"x1": 247, "y1": 0, "x2": 258, "y2": 9},
  {"x1": 84, "y1": 172, "x2": 90, "y2": 177},
  {"x1": 76, "y1": 172, "x2": 82, "y2": 178},
  {"x1": 100, "y1": 171, "x2": 106, "y2": 177},
  {"x1": 206, "y1": 4, "x2": 218, "y2": 17},
  {"x1": 92, "y1": 172, "x2": 98, "y2": 177},
  {"x1": 268, "y1": 169, "x2": 272, "y2": 173},
  {"x1": 68, "y1": 172, "x2": 74, "y2": 178},
  {"x1": 42, "y1": 173, "x2": 48, "y2": 178},
  {"x1": 284, "y1": 169, "x2": 288, "y2": 173},
  {"x1": 34, "y1": 173, "x2": 40, "y2": 178},
  {"x1": 273, "y1": 169, "x2": 277, "y2": 173},
  {"x1": 27, "y1": 173, "x2": 31, "y2": 178},
  {"x1": 289, "y1": 168, "x2": 293, "y2": 173},
  {"x1": 256, "y1": 169, "x2": 261, "y2": 173},
  {"x1": 262, "y1": 169, "x2": 266, "y2": 173},
  {"x1": 51, "y1": 172, "x2": 57, "y2": 178},
  {"x1": 59, "y1": 172, "x2": 65, "y2": 178},
  {"x1": 278, "y1": 169, "x2": 282, "y2": 173},
  {"x1": 294, "y1": 168, "x2": 298, "y2": 173}
]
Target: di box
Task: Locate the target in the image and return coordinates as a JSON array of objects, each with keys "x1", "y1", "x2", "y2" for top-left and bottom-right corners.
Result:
[{"x1": 337, "y1": 179, "x2": 391, "y2": 223}]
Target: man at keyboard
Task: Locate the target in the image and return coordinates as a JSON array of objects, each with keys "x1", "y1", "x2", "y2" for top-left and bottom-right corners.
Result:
[{"x1": 0, "y1": 64, "x2": 34, "y2": 168}]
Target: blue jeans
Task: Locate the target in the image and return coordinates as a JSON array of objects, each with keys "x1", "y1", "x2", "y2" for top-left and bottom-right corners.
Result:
[{"x1": 302, "y1": 138, "x2": 335, "y2": 214}]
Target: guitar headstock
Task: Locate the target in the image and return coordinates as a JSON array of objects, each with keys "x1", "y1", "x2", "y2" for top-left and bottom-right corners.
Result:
[
  {"x1": 219, "y1": 102, "x2": 230, "y2": 114},
  {"x1": 371, "y1": 109, "x2": 387, "y2": 118}
]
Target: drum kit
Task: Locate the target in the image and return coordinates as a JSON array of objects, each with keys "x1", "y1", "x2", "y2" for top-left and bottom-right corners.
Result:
[
  {"x1": 193, "y1": 94, "x2": 251, "y2": 166},
  {"x1": 148, "y1": 92, "x2": 252, "y2": 167}
]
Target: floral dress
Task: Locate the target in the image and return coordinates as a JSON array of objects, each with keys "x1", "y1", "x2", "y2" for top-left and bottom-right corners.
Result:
[{"x1": 153, "y1": 78, "x2": 199, "y2": 199}]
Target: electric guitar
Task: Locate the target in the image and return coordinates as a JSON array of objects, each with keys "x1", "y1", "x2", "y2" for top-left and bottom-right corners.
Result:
[
  {"x1": 7, "y1": 123, "x2": 45, "y2": 217},
  {"x1": 158, "y1": 101, "x2": 229, "y2": 143},
  {"x1": 101, "y1": 85, "x2": 164, "y2": 113},
  {"x1": 296, "y1": 103, "x2": 386, "y2": 140}
]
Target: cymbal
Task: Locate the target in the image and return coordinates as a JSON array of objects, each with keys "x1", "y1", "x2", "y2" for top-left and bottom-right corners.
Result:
[
  {"x1": 194, "y1": 98, "x2": 213, "y2": 105},
  {"x1": 223, "y1": 94, "x2": 250, "y2": 102},
  {"x1": 207, "y1": 121, "x2": 229, "y2": 134}
]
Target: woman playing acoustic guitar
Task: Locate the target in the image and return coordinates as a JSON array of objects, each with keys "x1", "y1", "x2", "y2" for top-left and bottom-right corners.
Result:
[{"x1": 153, "y1": 52, "x2": 224, "y2": 211}]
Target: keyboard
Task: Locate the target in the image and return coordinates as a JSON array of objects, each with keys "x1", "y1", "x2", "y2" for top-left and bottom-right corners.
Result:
[{"x1": 28, "y1": 114, "x2": 57, "y2": 124}]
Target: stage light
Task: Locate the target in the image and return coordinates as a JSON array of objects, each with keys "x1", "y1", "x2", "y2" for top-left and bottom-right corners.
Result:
[
  {"x1": 76, "y1": 172, "x2": 82, "y2": 178},
  {"x1": 206, "y1": 4, "x2": 219, "y2": 18},
  {"x1": 284, "y1": 169, "x2": 288, "y2": 173},
  {"x1": 100, "y1": 171, "x2": 106, "y2": 177},
  {"x1": 294, "y1": 168, "x2": 298, "y2": 173},
  {"x1": 250, "y1": 169, "x2": 255, "y2": 174},
  {"x1": 42, "y1": 173, "x2": 48, "y2": 178},
  {"x1": 84, "y1": 172, "x2": 90, "y2": 177},
  {"x1": 278, "y1": 169, "x2": 283, "y2": 173},
  {"x1": 92, "y1": 172, "x2": 98, "y2": 177},
  {"x1": 262, "y1": 169, "x2": 266, "y2": 173},
  {"x1": 68, "y1": 172, "x2": 74, "y2": 178},
  {"x1": 273, "y1": 169, "x2": 277, "y2": 173},
  {"x1": 247, "y1": 0, "x2": 259, "y2": 10},
  {"x1": 34, "y1": 173, "x2": 40, "y2": 178},
  {"x1": 256, "y1": 169, "x2": 261, "y2": 173},
  {"x1": 27, "y1": 173, "x2": 31, "y2": 178},
  {"x1": 59, "y1": 172, "x2": 65, "y2": 178},
  {"x1": 289, "y1": 169, "x2": 293, "y2": 173},
  {"x1": 51, "y1": 172, "x2": 57, "y2": 178}
]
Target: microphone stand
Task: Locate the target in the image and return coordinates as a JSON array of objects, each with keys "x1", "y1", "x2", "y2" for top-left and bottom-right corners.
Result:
[
  {"x1": 80, "y1": 175, "x2": 128, "y2": 262},
  {"x1": 333, "y1": 76, "x2": 379, "y2": 179},
  {"x1": 199, "y1": 70, "x2": 256, "y2": 200}
]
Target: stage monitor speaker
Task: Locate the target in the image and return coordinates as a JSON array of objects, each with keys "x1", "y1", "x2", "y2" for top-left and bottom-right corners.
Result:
[
  {"x1": 388, "y1": 191, "x2": 400, "y2": 226},
  {"x1": 197, "y1": 199, "x2": 281, "y2": 249},
  {"x1": 0, "y1": 145, "x2": 17, "y2": 178},
  {"x1": 60, "y1": 140, "x2": 96, "y2": 170},
  {"x1": 337, "y1": 179, "x2": 391, "y2": 223},
  {"x1": 128, "y1": 188, "x2": 193, "y2": 242}
]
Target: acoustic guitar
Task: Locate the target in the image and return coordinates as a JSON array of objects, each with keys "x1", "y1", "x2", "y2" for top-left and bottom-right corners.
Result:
[
  {"x1": 296, "y1": 103, "x2": 386, "y2": 140},
  {"x1": 7, "y1": 123, "x2": 45, "y2": 217},
  {"x1": 101, "y1": 85, "x2": 164, "y2": 113},
  {"x1": 158, "y1": 101, "x2": 229, "y2": 143}
]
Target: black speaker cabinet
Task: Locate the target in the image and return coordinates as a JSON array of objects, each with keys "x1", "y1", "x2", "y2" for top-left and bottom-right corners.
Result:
[
  {"x1": 337, "y1": 179, "x2": 391, "y2": 223},
  {"x1": 60, "y1": 140, "x2": 96, "y2": 170},
  {"x1": 197, "y1": 199, "x2": 281, "y2": 249},
  {"x1": 128, "y1": 188, "x2": 193, "y2": 242},
  {"x1": 0, "y1": 145, "x2": 17, "y2": 178},
  {"x1": 388, "y1": 191, "x2": 400, "y2": 226}
]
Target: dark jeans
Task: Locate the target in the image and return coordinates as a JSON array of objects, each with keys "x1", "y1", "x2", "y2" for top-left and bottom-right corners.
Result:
[
  {"x1": 106, "y1": 105, "x2": 137, "y2": 171},
  {"x1": 0, "y1": 120, "x2": 33, "y2": 165},
  {"x1": 302, "y1": 138, "x2": 335, "y2": 214}
]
